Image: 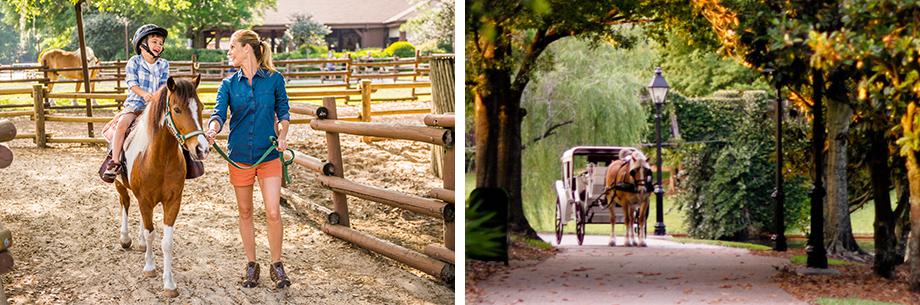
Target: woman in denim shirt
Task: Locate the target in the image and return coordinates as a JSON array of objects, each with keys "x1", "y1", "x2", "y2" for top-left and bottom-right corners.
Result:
[{"x1": 205, "y1": 29, "x2": 292, "y2": 289}]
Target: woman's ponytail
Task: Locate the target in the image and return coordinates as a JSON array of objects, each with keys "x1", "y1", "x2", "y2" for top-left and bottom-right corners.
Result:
[
  {"x1": 231, "y1": 29, "x2": 277, "y2": 74},
  {"x1": 258, "y1": 40, "x2": 276, "y2": 74}
]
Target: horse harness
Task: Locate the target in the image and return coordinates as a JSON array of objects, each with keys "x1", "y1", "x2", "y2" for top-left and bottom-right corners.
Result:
[
  {"x1": 587, "y1": 158, "x2": 650, "y2": 210},
  {"x1": 163, "y1": 89, "x2": 206, "y2": 146}
]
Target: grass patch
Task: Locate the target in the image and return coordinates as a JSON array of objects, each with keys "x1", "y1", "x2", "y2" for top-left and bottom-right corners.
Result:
[
  {"x1": 786, "y1": 239, "x2": 876, "y2": 253},
  {"x1": 816, "y1": 297, "x2": 903, "y2": 305},
  {"x1": 511, "y1": 234, "x2": 553, "y2": 250},
  {"x1": 790, "y1": 255, "x2": 852, "y2": 266},
  {"x1": 671, "y1": 237, "x2": 771, "y2": 251}
]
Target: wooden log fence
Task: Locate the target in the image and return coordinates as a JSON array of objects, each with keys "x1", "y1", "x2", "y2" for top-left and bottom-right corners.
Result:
[
  {"x1": 2, "y1": 75, "x2": 436, "y2": 148},
  {"x1": 0, "y1": 119, "x2": 15, "y2": 168},
  {"x1": 280, "y1": 96, "x2": 454, "y2": 284},
  {"x1": 0, "y1": 55, "x2": 441, "y2": 97}
]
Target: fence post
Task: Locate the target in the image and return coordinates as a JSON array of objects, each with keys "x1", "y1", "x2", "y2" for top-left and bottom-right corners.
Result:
[
  {"x1": 115, "y1": 59, "x2": 122, "y2": 93},
  {"x1": 40, "y1": 63, "x2": 50, "y2": 109},
  {"x1": 345, "y1": 54, "x2": 352, "y2": 89},
  {"x1": 323, "y1": 97, "x2": 350, "y2": 227},
  {"x1": 429, "y1": 55, "x2": 455, "y2": 177},
  {"x1": 360, "y1": 80, "x2": 373, "y2": 143},
  {"x1": 443, "y1": 141, "x2": 455, "y2": 250},
  {"x1": 32, "y1": 85, "x2": 46, "y2": 148},
  {"x1": 191, "y1": 54, "x2": 198, "y2": 76},
  {"x1": 412, "y1": 50, "x2": 420, "y2": 98}
]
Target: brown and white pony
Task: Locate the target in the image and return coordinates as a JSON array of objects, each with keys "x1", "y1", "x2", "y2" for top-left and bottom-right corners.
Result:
[
  {"x1": 605, "y1": 149, "x2": 652, "y2": 247},
  {"x1": 113, "y1": 76, "x2": 208, "y2": 298},
  {"x1": 39, "y1": 48, "x2": 101, "y2": 103}
]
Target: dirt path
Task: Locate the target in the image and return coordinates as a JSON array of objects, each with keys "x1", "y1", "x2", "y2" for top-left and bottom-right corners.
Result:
[
  {"x1": 474, "y1": 234, "x2": 803, "y2": 305},
  {"x1": 0, "y1": 104, "x2": 453, "y2": 304}
]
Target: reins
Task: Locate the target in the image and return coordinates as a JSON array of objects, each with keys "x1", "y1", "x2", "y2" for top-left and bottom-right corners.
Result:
[
  {"x1": 162, "y1": 89, "x2": 295, "y2": 184},
  {"x1": 211, "y1": 137, "x2": 295, "y2": 185}
]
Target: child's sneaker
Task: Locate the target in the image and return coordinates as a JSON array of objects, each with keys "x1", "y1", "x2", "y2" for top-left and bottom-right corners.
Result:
[{"x1": 102, "y1": 161, "x2": 121, "y2": 182}]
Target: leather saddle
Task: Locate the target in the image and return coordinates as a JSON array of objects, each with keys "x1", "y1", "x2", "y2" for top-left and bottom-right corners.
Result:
[{"x1": 99, "y1": 115, "x2": 204, "y2": 183}]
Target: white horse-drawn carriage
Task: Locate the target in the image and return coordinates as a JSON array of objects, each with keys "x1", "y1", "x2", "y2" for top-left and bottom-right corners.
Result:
[{"x1": 554, "y1": 146, "x2": 652, "y2": 246}]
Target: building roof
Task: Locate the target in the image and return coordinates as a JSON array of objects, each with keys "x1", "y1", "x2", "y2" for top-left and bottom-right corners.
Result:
[{"x1": 257, "y1": 0, "x2": 421, "y2": 26}]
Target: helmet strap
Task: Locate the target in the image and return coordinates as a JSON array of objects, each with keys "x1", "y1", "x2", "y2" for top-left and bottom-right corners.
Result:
[{"x1": 141, "y1": 42, "x2": 160, "y2": 60}]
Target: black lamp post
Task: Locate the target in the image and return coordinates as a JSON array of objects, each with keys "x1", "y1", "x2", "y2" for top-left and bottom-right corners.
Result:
[
  {"x1": 766, "y1": 68, "x2": 788, "y2": 252},
  {"x1": 648, "y1": 67, "x2": 669, "y2": 236}
]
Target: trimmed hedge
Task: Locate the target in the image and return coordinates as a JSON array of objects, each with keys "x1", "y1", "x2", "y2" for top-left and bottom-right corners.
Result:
[
  {"x1": 384, "y1": 41, "x2": 416, "y2": 58},
  {"x1": 653, "y1": 90, "x2": 812, "y2": 240}
]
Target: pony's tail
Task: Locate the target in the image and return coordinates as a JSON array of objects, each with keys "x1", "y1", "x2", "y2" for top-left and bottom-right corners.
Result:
[{"x1": 37, "y1": 49, "x2": 48, "y2": 67}]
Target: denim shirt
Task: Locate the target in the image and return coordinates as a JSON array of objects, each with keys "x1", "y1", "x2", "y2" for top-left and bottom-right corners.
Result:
[{"x1": 209, "y1": 68, "x2": 290, "y2": 164}]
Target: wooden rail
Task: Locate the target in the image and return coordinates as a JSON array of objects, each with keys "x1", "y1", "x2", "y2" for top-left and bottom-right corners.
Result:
[
  {"x1": 280, "y1": 97, "x2": 455, "y2": 283},
  {"x1": 2, "y1": 71, "x2": 436, "y2": 148}
]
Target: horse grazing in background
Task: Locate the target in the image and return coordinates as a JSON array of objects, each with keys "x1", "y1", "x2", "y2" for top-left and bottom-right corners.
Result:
[
  {"x1": 39, "y1": 48, "x2": 101, "y2": 105},
  {"x1": 605, "y1": 149, "x2": 652, "y2": 247},
  {"x1": 113, "y1": 75, "x2": 208, "y2": 298}
]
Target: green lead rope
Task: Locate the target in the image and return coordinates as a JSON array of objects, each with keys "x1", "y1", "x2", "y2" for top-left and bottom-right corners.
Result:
[{"x1": 211, "y1": 136, "x2": 294, "y2": 185}]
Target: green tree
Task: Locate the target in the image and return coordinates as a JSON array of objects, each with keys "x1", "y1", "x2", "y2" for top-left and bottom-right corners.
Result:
[
  {"x1": 0, "y1": 0, "x2": 76, "y2": 51},
  {"x1": 1, "y1": 0, "x2": 276, "y2": 50},
  {"x1": 467, "y1": 0, "x2": 671, "y2": 239},
  {"x1": 286, "y1": 13, "x2": 330, "y2": 48},
  {"x1": 78, "y1": 11, "x2": 135, "y2": 60},
  {"x1": 671, "y1": 0, "x2": 872, "y2": 264},
  {"x1": 402, "y1": 0, "x2": 454, "y2": 52},
  {"x1": 658, "y1": 30, "x2": 767, "y2": 97},
  {"x1": 520, "y1": 35, "x2": 651, "y2": 232},
  {"x1": 807, "y1": 0, "x2": 920, "y2": 289}
]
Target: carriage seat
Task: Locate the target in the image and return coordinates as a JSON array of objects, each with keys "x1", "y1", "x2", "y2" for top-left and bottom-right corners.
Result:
[{"x1": 587, "y1": 163, "x2": 608, "y2": 200}]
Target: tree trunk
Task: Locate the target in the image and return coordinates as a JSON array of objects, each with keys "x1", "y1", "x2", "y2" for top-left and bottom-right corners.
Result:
[
  {"x1": 824, "y1": 97, "x2": 861, "y2": 255},
  {"x1": 472, "y1": 24, "x2": 539, "y2": 239},
  {"x1": 868, "y1": 128, "x2": 897, "y2": 278},
  {"x1": 905, "y1": 150, "x2": 920, "y2": 292},
  {"x1": 899, "y1": 104, "x2": 920, "y2": 291},
  {"x1": 430, "y1": 56, "x2": 455, "y2": 178}
]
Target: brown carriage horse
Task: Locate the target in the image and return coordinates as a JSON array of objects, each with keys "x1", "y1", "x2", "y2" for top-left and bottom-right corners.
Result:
[
  {"x1": 605, "y1": 149, "x2": 652, "y2": 247},
  {"x1": 113, "y1": 76, "x2": 208, "y2": 298}
]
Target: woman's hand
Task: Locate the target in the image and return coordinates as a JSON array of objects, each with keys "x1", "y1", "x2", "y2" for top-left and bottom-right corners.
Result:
[
  {"x1": 276, "y1": 136, "x2": 287, "y2": 152},
  {"x1": 205, "y1": 122, "x2": 219, "y2": 145}
]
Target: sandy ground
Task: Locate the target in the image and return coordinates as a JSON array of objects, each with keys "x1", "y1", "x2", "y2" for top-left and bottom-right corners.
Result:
[
  {"x1": 0, "y1": 101, "x2": 454, "y2": 304},
  {"x1": 473, "y1": 234, "x2": 803, "y2": 305}
]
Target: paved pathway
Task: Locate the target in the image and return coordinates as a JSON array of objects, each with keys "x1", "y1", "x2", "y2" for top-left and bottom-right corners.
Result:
[{"x1": 475, "y1": 234, "x2": 805, "y2": 305}]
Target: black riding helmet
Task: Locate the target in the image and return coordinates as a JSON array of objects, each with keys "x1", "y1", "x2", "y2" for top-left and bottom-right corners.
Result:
[{"x1": 132, "y1": 24, "x2": 168, "y2": 57}]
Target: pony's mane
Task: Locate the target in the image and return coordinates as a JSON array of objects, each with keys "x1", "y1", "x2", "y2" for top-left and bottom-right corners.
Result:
[{"x1": 146, "y1": 79, "x2": 198, "y2": 136}]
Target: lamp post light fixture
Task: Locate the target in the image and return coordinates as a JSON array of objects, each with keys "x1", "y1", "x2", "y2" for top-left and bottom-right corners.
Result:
[{"x1": 648, "y1": 67, "x2": 669, "y2": 236}]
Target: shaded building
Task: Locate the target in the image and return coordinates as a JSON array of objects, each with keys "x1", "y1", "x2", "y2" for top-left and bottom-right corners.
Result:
[{"x1": 197, "y1": 0, "x2": 422, "y2": 52}]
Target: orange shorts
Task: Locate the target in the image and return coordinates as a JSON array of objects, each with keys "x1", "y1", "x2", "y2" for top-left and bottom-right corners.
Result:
[{"x1": 228, "y1": 159, "x2": 282, "y2": 187}]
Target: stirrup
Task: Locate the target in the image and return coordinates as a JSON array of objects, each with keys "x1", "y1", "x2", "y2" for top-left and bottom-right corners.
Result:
[{"x1": 103, "y1": 162, "x2": 122, "y2": 179}]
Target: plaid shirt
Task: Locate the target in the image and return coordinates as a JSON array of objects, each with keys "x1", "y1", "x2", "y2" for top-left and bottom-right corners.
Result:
[{"x1": 124, "y1": 55, "x2": 169, "y2": 106}]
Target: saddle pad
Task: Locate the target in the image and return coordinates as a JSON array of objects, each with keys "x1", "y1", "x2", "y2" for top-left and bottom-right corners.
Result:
[{"x1": 102, "y1": 112, "x2": 141, "y2": 152}]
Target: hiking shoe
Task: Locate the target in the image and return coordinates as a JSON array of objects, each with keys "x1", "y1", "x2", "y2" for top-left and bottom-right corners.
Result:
[
  {"x1": 269, "y1": 261, "x2": 291, "y2": 289},
  {"x1": 102, "y1": 162, "x2": 122, "y2": 181},
  {"x1": 242, "y1": 261, "x2": 259, "y2": 288}
]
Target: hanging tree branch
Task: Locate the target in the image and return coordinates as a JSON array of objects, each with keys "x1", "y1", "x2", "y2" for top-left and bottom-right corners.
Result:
[{"x1": 522, "y1": 119, "x2": 574, "y2": 150}]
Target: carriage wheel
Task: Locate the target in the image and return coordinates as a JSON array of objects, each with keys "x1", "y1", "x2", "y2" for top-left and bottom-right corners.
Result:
[
  {"x1": 555, "y1": 198, "x2": 564, "y2": 245},
  {"x1": 575, "y1": 203, "x2": 586, "y2": 246}
]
